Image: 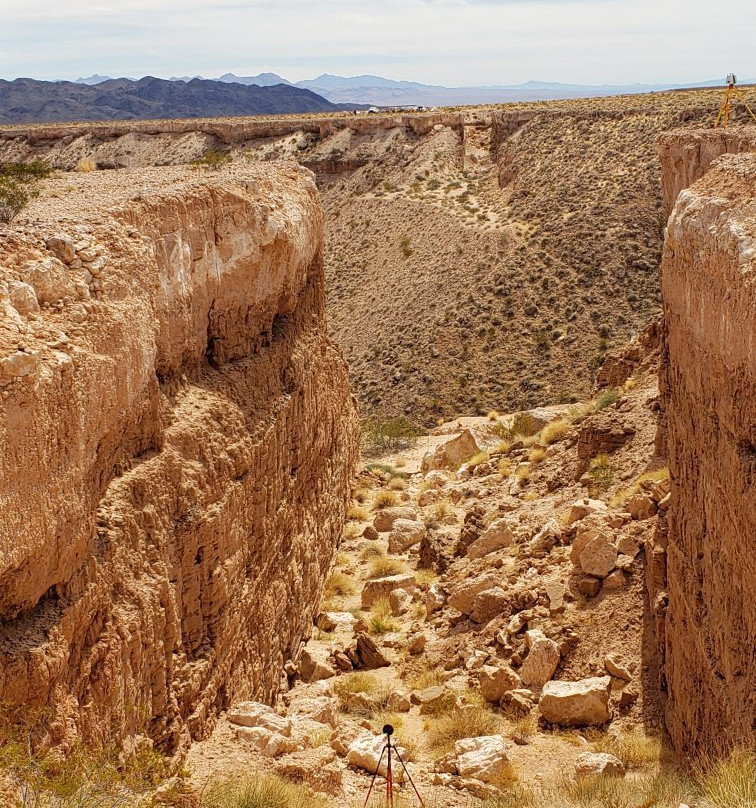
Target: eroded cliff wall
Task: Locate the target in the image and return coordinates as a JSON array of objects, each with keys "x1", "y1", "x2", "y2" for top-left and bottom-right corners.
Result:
[
  {"x1": 657, "y1": 148, "x2": 756, "y2": 754},
  {"x1": 0, "y1": 164, "x2": 358, "y2": 752}
]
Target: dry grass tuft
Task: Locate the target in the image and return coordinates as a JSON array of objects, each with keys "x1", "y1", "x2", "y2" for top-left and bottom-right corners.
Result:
[
  {"x1": 388, "y1": 477, "x2": 408, "y2": 491},
  {"x1": 323, "y1": 570, "x2": 355, "y2": 598},
  {"x1": 426, "y1": 704, "x2": 500, "y2": 754},
  {"x1": 359, "y1": 544, "x2": 385, "y2": 562},
  {"x1": 468, "y1": 451, "x2": 491, "y2": 468},
  {"x1": 368, "y1": 597, "x2": 401, "y2": 635},
  {"x1": 541, "y1": 419, "x2": 569, "y2": 445},
  {"x1": 528, "y1": 447, "x2": 546, "y2": 464},
  {"x1": 373, "y1": 490, "x2": 400, "y2": 510},
  {"x1": 367, "y1": 557, "x2": 407, "y2": 579},
  {"x1": 695, "y1": 746, "x2": 756, "y2": 808},
  {"x1": 347, "y1": 505, "x2": 371, "y2": 522},
  {"x1": 201, "y1": 774, "x2": 333, "y2": 808},
  {"x1": 76, "y1": 157, "x2": 97, "y2": 172}
]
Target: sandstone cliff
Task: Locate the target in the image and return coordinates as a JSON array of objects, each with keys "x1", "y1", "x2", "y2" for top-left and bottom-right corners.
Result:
[
  {"x1": 0, "y1": 164, "x2": 358, "y2": 753},
  {"x1": 657, "y1": 147, "x2": 755, "y2": 754}
]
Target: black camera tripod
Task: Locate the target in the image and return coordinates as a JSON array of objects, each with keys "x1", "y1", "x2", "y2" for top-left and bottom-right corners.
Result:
[{"x1": 361, "y1": 725, "x2": 425, "y2": 808}]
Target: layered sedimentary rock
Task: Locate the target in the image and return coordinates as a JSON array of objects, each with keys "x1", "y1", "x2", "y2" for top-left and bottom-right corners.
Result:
[
  {"x1": 0, "y1": 164, "x2": 358, "y2": 753},
  {"x1": 657, "y1": 148, "x2": 756, "y2": 754}
]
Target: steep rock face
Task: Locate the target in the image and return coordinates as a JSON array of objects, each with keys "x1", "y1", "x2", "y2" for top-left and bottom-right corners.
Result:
[
  {"x1": 0, "y1": 164, "x2": 358, "y2": 753},
  {"x1": 658, "y1": 150, "x2": 755, "y2": 754},
  {"x1": 657, "y1": 127, "x2": 756, "y2": 216}
]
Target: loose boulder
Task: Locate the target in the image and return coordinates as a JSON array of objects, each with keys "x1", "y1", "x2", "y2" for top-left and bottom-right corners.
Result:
[
  {"x1": 478, "y1": 665, "x2": 521, "y2": 703},
  {"x1": 538, "y1": 676, "x2": 612, "y2": 726},
  {"x1": 374, "y1": 506, "x2": 418, "y2": 533},
  {"x1": 520, "y1": 629, "x2": 560, "y2": 688},
  {"x1": 454, "y1": 735, "x2": 510, "y2": 783},
  {"x1": 388, "y1": 519, "x2": 426, "y2": 553},
  {"x1": 579, "y1": 534, "x2": 618, "y2": 579},
  {"x1": 421, "y1": 429, "x2": 481, "y2": 474},
  {"x1": 574, "y1": 752, "x2": 626, "y2": 779},
  {"x1": 348, "y1": 733, "x2": 409, "y2": 778},
  {"x1": 361, "y1": 574, "x2": 417, "y2": 608},
  {"x1": 227, "y1": 702, "x2": 291, "y2": 736},
  {"x1": 448, "y1": 574, "x2": 500, "y2": 616},
  {"x1": 467, "y1": 519, "x2": 514, "y2": 559}
]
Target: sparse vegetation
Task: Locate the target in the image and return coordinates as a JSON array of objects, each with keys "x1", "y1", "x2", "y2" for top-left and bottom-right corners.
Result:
[
  {"x1": 0, "y1": 160, "x2": 52, "y2": 223},
  {"x1": 200, "y1": 775, "x2": 332, "y2": 808},
  {"x1": 367, "y1": 557, "x2": 407, "y2": 579},
  {"x1": 426, "y1": 704, "x2": 500, "y2": 754},
  {"x1": 528, "y1": 447, "x2": 546, "y2": 464},
  {"x1": 589, "y1": 452, "x2": 616, "y2": 491},
  {"x1": 368, "y1": 597, "x2": 401, "y2": 635},
  {"x1": 346, "y1": 505, "x2": 370, "y2": 521},
  {"x1": 372, "y1": 490, "x2": 400, "y2": 510},
  {"x1": 323, "y1": 570, "x2": 355, "y2": 598},
  {"x1": 362, "y1": 416, "x2": 424, "y2": 454},
  {"x1": 595, "y1": 388, "x2": 620, "y2": 410},
  {"x1": 541, "y1": 419, "x2": 569, "y2": 445},
  {"x1": 192, "y1": 149, "x2": 232, "y2": 170}
]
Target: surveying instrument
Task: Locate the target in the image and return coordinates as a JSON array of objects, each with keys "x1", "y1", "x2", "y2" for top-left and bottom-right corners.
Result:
[
  {"x1": 361, "y1": 725, "x2": 425, "y2": 808},
  {"x1": 713, "y1": 73, "x2": 756, "y2": 127}
]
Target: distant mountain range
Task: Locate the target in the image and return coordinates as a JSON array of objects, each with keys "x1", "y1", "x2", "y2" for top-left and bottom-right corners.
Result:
[
  {"x1": 0, "y1": 76, "x2": 346, "y2": 125},
  {"x1": 75, "y1": 72, "x2": 755, "y2": 107}
]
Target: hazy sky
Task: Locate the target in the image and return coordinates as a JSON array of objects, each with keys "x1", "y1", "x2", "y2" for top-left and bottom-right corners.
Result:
[{"x1": 1, "y1": 0, "x2": 753, "y2": 86}]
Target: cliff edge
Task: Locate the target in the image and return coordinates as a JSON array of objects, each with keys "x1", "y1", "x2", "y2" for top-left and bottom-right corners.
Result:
[
  {"x1": 658, "y1": 147, "x2": 755, "y2": 754},
  {"x1": 0, "y1": 163, "x2": 359, "y2": 753}
]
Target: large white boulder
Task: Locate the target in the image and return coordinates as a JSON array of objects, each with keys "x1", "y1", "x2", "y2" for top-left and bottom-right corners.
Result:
[
  {"x1": 234, "y1": 726, "x2": 298, "y2": 756},
  {"x1": 227, "y1": 702, "x2": 291, "y2": 736},
  {"x1": 347, "y1": 733, "x2": 409, "y2": 778},
  {"x1": 520, "y1": 629, "x2": 560, "y2": 688},
  {"x1": 454, "y1": 735, "x2": 510, "y2": 783},
  {"x1": 539, "y1": 676, "x2": 612, "y2": 726}
]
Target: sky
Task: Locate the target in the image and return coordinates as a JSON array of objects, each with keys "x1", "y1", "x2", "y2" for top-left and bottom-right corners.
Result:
[{"x1": 0, "y1": 0, "x2": 753, "y2": 86}]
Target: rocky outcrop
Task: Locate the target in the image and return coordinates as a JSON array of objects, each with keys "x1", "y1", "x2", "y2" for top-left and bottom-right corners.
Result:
[
  {"x1": 657, "y1": 147, "x2": 756, "y2": 754},
  {"x1": 657, "y1": 127, "x2": 756, "y2": 216},
  {"x1": 0, "y1": 164, "x2": 358, "y2": 753}
]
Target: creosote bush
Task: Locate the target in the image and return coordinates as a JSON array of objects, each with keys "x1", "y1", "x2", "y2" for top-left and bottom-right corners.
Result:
[
  {"x1": 0, "y1": 160, "x2": 52, "y2": 223},
  {"x1": 362, "y1": 416, "x2": 424, "y2": 455}
]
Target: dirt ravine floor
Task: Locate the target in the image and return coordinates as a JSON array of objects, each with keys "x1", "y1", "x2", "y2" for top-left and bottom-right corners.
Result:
[{"x1": 181, "y1": 354, "x2": 700, "y2": 807}]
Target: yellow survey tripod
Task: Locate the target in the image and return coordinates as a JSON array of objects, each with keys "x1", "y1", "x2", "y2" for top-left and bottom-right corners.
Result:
[{"x1": 713, "y1": 73, "x2": 756, "y2": 127}]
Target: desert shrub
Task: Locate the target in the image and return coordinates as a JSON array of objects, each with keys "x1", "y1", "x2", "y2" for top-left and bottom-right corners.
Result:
[
  {"x1": 368, "y1": 598, "x2": 400, "y2": 635},
  {"x1": 0, "y1": 160, "x2": 51, "y2": 223},
  {"x1": 192, "y1": 149, "x2": 232, "y2": 170},
  {"x1": 76, "y1": 157, "x2": 97, "y2": 172},
  {"x1": 362, "y1": 417, "x2": 424, "y2": 455},
  {"x1": 323, "y1": 571, "x2": 354, "y2": 598},
  {"x1": 516, "y1": 465, "x2": 531, "y2": 483},
  {"x1": 498, "y1": 459, "x2": 513, "y2": 477},
  {"x1": 595, "y1": 388, "x2": 620, "y2": 410},
  {"x1": 399, "y1": 235, "x2": 413, "y2": 258},
  {"x1": 367, "y1": 557, "x2": 407, "y2": 579},
  {"x1": 352, "y1": 488, "x2": 370, "y2": 504},
  {"x1": 541, "y1": 419, "x2": 569, "y2": 445},
  {"x1": 589, "y1": 453, "x2": 616, "y2": 490},
  {"x1": 200, "y1": 775, "x2": 332, "y2": 808},
  {"x1": 509, "y1": 411, "x2": 539, "y2": 438},
  {"x1": 372, "y1": 490, "x2": 400, "y2": 510},
  {"x1": 387, "y1": 477, "x2": 407, "y2": 491},
  {"x1": 487, "y1": 410, "x2": 500, "y2": 421}
]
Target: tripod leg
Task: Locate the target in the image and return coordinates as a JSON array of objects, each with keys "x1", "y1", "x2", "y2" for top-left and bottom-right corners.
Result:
[
  {"x1": 386, "y1": 740, "x2": 393, "y2": 807},
  {"x1": 393, "y1": 747, "x2": 426, "y2": 807},
  {"x1": 734, "y1": 88, "x2": 756, "y2": 124},
  {"x1": 362, "y1": 744, "x2": 388, "y2": 808}
]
